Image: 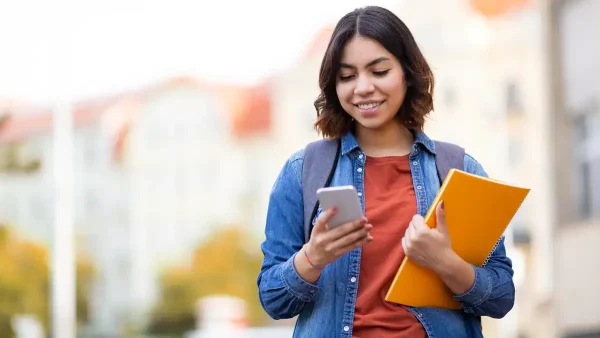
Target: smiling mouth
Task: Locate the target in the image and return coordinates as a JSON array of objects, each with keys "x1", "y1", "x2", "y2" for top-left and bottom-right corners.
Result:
[
  {"x1": 355, "y1": 102, "x2": 383, "y2": 110},
  {"x1": 354, "y1": 101, "x2": 384, "y2": 116}
]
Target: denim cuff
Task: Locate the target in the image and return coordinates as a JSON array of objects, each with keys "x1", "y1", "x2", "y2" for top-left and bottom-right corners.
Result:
[
  {"x1": 280, "y1": 252, "x2": 320, "y2": 302},
  {"x1": 453, "y1": 265, "x2": 492, "y2": 310}
]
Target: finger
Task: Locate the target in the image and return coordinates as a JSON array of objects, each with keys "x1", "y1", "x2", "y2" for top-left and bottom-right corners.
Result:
[
  {"x1": 326, "y1": 217, "x2": 368, "y2": 240},
  {"x1": 411, "y1": 214, "x2": 429, "y2": 232},
  {"x1": 335, "y1": 232, "x2": 373, "y2": 256},
  {"x1": 402, "y1": 236, "x2": 410, "y2": 254},
  {"x1": 313, "y1": 207, "x2": 337, "y2": 233},
  {"x1": 328, "y1": 224, "x2": 372, "y2": 252},
  {"x1": 435, "y1": 201, "x2": 448, "y2": 233},
  {"x1": 408, "y1": 223, "x2": 418, "y2": 243}
]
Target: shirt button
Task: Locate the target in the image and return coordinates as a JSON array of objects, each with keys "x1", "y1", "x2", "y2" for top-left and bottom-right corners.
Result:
[
  {"x1": 358, "y1": 154, "x2": 364, "y2": 160},
  {"x1": 357, "y1": 192, "x2": 362, "y2": 197},
  {"x1": 343, "y1": 326, "x2": 350, "y2": 332},
  {"x1": 413, "y1": 161, "x2": 418, "y2": 165},
  {"x1": 417, "y1": 185, "x2": 422, "y2": 190},
  {"x1": 310, "y1": 289, "x2": 316, "y2": 293},
  {"x1": 357, "y1": 168, "x2": 363, "y2": 173},
  {"x1": 350, "y1": 277, "x2": 357, "y2": 283}
]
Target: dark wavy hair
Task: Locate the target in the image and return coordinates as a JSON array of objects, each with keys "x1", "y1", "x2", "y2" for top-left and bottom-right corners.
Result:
[{"x1": 314, "y1": 6, "x2": 435, "y2": 138}]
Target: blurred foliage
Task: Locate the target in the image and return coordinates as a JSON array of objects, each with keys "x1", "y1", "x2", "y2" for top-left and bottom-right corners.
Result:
[
  {"x1": 0, "y1": 143, "x2": 41, "y2": 174},
  {"x1": 147, "y1": 227, "x2": 267, "y2": 334},
  {"x1": 0, "y1": 225, "x2": 95, "y2": 337}
]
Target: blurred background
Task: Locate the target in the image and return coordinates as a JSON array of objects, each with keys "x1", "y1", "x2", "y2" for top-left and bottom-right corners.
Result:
[{"x1": 0, "y1": 0, "x2": 598, "y2": 337}]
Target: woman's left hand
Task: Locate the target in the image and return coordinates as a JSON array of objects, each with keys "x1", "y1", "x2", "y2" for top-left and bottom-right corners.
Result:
[{"x1": 402, "y1": 201, "x2": 453, "y2": 271}]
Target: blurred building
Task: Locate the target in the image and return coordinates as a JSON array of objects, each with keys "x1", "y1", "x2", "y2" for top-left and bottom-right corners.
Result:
[
  {"x1": 0, "y1": 77, "x2": 277, "y2": 335},
  {"x1": 546, "y1": 0, "x2": 600, "y2": 337},
  {"x1": 119, "y1": 77, "x2": 273, "y2": 323},
  {"x1": 186, "y1": 294, "x2": 295, "y2": 338},
  {"x1": 0, "y1": 97, "x2": 132, "y2": 334},
  {"x1": 270, "y1": 27, "x2": 329, "y2": 158}
]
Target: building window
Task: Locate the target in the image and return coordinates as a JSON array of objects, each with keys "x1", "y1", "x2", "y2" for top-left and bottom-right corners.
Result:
[
  {"x1": 573, "y1": 107, "x2": 600, "y2": 220},
  {"x1": 511, "y1": 197, "x2": 531, "y2": 245},
  {"x1": 557, "y1": 0, "x2": 599, "y2": 222},
  {"x1": 505, "y1": 81, "x2": 523, "y2": 114}
]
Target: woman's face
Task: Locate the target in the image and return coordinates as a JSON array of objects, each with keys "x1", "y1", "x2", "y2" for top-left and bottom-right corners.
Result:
[{"x1": 335, "y1": 35, "x2": 408, "y2": 132}]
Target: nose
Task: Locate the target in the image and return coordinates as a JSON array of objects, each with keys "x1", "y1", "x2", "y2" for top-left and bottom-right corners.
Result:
[{"x1": 354, "y1": 74, "x2": 375, "y2": 96}]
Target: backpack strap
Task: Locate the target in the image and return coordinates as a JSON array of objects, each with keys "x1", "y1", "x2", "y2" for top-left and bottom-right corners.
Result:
[
  {"x1": 302, "y1": 138, "x2": 341, "y2": 243},
  {"x1": 433, "y1": 140, "x2": 465, "y2": 183}
]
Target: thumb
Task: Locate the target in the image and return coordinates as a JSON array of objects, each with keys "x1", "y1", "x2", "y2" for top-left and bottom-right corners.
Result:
[
  {"x1": 435, "y1": 201, "x2": 448, "y2": 234},
  {"x1": 314, "y1": 207, "x2": 337, "y2": 232}
]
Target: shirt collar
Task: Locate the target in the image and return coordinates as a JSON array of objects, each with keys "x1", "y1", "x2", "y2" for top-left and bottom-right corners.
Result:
[{"x1": 339, "y1": 129, "x2": 436, "y2": 156}]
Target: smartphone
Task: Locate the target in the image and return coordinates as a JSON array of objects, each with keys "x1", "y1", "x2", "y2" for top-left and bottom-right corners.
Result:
[{"x1": 316, "y1": 185, "x2": 364, "y2": 229}]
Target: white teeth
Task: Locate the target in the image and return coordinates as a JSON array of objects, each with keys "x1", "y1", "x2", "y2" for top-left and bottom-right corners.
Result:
[{"x1": 358, "y1": 102, "x2": 381, "y2": 109}]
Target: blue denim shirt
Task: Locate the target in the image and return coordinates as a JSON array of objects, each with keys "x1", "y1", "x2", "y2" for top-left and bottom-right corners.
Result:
[{"x1": 257, "y1": 131, "x2": 515, "y2": 338}]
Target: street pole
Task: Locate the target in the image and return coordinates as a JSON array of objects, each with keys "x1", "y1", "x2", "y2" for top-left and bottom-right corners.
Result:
[{"x1": 52, "y1": 67, "x2": 76, "y2": 338}]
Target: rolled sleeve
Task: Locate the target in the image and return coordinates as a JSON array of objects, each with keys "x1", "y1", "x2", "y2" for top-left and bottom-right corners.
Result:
[
  {"x1": 280, "y1": 253, "x2": 320, "y2": 302},
  {"x1": 453, "y1": 265, "x2": 493, "y2": 312}
]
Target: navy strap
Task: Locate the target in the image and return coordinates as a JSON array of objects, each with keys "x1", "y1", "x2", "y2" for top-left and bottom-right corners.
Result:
[
  {"x1": 301, "y1": 138, "x2": 341, "y2": 243},
  {"x1": 433, "y1": 141, "x2": 465, "y2": 183}
]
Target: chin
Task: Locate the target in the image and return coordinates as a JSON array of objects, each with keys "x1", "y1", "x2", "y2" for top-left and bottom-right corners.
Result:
[{"x1": 355, "y1": 119, "x2": 388, "y2": 130}]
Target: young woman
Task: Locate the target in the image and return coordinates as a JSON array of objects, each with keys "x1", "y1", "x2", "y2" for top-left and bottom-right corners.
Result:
[{"x1": 257, "y1": 6, "x2": 515, "y2": 338}]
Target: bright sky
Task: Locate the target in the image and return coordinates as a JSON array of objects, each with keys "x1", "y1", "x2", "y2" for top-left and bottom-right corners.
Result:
[{"x1": 0, "y1": 0, "x2": 398, "y2": 105}]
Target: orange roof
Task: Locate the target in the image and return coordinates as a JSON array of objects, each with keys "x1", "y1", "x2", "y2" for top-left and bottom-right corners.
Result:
[
  {"x1": 0, "y1": 113, "x2": 52, "y2": 143},
  {"x1": 0, "y1": 94, "x2": 124, "y2": 143},
  {"x1": 0, "y1": 99, "x2": 47, "y2": 116},
  {"x1": 0, "y1": 76, "x2": 272, "y2": 151},
  {"x1": 142, "y1": 76, "x2": 272, "y2": 139},
  {"x1": 222, "y1": 82, "x2": 271, "y2": 138}
]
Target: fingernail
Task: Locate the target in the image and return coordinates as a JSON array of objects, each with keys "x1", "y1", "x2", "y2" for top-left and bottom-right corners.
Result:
[{"x1": 365, "y1": 224, "x2": 373, "y2": 230}]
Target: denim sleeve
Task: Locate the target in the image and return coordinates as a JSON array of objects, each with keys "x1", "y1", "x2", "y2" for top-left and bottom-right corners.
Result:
[
  {"x1": 256, "y1": 151, "x2": 319, "y2": 320},
  {"x1": 452, "y1": 154, "x2": 516, "y2": 319}
]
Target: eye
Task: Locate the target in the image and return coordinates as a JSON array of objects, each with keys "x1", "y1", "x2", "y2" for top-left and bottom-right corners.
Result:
[
  {"x1": 339, "y1": 74, "x2": 355, "y2": 81},
  {"x1": 373, "y1": 70, "x2": 390, "y2": 77}
]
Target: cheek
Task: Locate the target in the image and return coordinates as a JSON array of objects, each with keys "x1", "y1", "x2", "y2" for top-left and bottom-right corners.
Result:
[
  {"x1": 379, "y1": 76, "x2": 407, "y2": 96},
  {"x1": 336, "y1": 83, "x2": 353, "y2": 106}
]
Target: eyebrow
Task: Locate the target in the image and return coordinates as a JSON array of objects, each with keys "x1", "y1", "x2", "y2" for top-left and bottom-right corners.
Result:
[{"x1": 340, "y1": 57, "x2": 391, "y2": 69}]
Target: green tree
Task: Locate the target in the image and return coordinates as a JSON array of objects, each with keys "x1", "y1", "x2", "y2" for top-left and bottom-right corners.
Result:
[
  {"x1": 0, "y1": 143, "x2": 41, "y2": 173},
  {"x1": 0, "y1": 225, "x2": 96, "y2": 337},
  {"x1": 147, "y1": 227, "x2": 267, "y2": 335},
  {"x1": 145, "y1": 267, "x2": 196, "y2": 335}
]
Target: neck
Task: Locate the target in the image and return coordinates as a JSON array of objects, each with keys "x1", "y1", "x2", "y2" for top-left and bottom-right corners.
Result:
[{"x1": 355, "y1": 120, "x2": 415, "y2": 157}]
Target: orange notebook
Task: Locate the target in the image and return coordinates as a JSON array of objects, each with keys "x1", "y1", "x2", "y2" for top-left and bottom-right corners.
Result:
[{"x1": 385, "y1": 169, "x2": 530, "y2": 309}]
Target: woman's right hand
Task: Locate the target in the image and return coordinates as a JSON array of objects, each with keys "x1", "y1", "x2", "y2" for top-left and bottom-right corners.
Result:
[
  {"x1": 305, "y1": 207, "x2": 373, "y2": 269},
  {"x1": 294, "y1": 207, "x2": 373, "y2": 283}
]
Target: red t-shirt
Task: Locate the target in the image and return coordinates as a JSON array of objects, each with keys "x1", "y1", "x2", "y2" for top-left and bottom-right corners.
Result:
[{"x1": 352, "y1": 155, "x2": 427, "y2": 338}]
